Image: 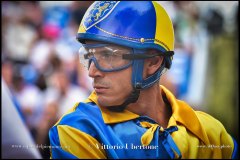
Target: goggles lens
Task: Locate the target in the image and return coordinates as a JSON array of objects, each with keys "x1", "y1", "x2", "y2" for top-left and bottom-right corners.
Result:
[{"x1": 79, "y1": 44, "x2": 133, "y2": 72}]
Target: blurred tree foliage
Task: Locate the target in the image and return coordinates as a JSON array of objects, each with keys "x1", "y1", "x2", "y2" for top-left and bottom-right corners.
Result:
[{"x1": 205, "y1": 29, "x2": 238, "y2": 143}]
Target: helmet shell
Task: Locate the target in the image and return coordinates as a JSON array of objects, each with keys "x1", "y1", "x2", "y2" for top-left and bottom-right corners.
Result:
[{"x1": 77, "y1": 1, "x2": 174, "y2": 54}]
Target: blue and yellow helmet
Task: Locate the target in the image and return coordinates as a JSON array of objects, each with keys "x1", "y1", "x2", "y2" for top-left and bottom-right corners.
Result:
[{"x1": 77, "y1": 1, "x2": 174, "y2": 90}]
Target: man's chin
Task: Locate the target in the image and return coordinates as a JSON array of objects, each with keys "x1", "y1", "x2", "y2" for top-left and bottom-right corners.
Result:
[
  {"x1": 97, "y1": 97, "x2": 122, "y2": 107},
  {"x1": 97, "y1": 98, "x2": 110, "y2": 107}
]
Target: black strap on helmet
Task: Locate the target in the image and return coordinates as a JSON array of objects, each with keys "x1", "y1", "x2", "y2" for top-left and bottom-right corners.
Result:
[
  {"x1": 122, "y1": 51, "x2": 174, "y2": 60},
  {"x1": 107, "y1": 87, "x2": 141, "y2": 112}
]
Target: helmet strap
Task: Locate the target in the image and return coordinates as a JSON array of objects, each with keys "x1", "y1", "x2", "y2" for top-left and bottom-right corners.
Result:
[
  {"x1": 107, "y1": 58, "x2": 144, "y2": 112},
  {"x1": 141, "y1": 61, "x2": 166, "y2": 89},
  {"x1": 107, "y1": 88, "x2": 140, "y2": 112},
  {"x1": 107, "y1": 56, "x2": 166, "y2": 112}
]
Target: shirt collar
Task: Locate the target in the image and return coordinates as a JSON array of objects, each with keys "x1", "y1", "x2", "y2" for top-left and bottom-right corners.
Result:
[
  {"x1": 161, "y1": 85, "x2": 210, "y2": 145},
  {"x1": 85, "y1": 85, "x2": 210, "y2": 145}
]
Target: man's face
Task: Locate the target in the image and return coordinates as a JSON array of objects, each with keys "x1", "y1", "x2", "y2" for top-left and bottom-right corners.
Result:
[{"x1": 84, "y1": 41, "x2": 133, "y2": 107}]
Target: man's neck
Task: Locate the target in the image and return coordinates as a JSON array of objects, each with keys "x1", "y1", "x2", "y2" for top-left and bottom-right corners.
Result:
[{"x1": 127, "y1": 85, "x2": 172, "y2": 128}]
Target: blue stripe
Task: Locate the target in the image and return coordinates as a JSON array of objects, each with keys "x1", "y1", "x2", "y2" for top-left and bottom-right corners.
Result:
[
  {"x1": 58, "y1": 102, "x2": 105, "y2": 138},
  {"x1": 95, "y1": 1, "x2": 156, "y2": 39},
  {"x1": 231, "y1": 136, "x2": 239, "y2": 159}
]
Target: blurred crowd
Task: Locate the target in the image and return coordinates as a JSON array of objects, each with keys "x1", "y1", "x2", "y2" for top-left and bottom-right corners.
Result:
[
  {"x1": 1, "y1": 1, "x2": 238, "y2": 158},
  {"x1": 2, "y1": 1, "x2": 94, "y2": 158}
]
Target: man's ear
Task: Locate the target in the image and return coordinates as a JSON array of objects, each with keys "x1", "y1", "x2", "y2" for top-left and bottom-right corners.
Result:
[{"x1": 143, "y1": 51, "x2": 164, "y2": 78}]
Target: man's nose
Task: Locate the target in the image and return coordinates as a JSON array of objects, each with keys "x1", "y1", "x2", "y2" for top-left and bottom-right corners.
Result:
[{"x1": 88, "y1": 61, "x2": 104, "y2": 78}]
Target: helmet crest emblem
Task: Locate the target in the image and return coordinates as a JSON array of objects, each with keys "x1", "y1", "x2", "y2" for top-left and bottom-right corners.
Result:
[{"x1": 83, "y1": 1, "x2": 119, "y2": 30}]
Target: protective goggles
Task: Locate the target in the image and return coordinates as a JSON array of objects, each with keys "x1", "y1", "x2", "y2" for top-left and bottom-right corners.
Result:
[{"x1": 78, "y1": 43, "x2": 174, "y2": 72}]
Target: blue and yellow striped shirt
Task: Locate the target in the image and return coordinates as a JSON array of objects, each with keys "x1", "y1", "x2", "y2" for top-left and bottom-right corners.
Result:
[{"x1": 49, "y1": 86, "x2": 238, "y2": 159}]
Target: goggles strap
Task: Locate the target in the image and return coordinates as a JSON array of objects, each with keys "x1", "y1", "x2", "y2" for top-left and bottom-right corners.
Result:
[{"x1": 122, "y1": 51, "x2": 174, "y2": 60}]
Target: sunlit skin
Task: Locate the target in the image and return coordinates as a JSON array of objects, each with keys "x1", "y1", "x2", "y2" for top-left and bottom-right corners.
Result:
[{"x1": 86, "y1": 41, "x2": 172, "y2": 128}]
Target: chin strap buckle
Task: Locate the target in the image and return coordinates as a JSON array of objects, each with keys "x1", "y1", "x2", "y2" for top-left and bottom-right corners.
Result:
[{"x1": 135, "y1": 83, "x2": 142, "y2": 90}]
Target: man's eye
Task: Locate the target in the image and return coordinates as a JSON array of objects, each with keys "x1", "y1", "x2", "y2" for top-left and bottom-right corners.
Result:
[{"x1": 102, "y1": 52, "x2": 112, "y2": 58}]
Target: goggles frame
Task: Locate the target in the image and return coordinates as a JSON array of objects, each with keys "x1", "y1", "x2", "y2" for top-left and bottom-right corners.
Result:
[{"x1": 79, "y1": 43, "x2": 174, "y2": 72}]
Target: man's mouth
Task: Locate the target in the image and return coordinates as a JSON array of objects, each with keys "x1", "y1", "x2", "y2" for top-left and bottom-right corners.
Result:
[{"x1": 93, "y1": 85, "x2": 109, "y2": 94}]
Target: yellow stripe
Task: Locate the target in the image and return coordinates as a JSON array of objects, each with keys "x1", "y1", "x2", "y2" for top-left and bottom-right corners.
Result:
[
  {"x1": 58, "y1": 125, "x2": 107, "y2": 159},
  {"x1": 78, "y1": 24, "x2": 86, "y2": 33},
  {"x1": 152, "y1": 2, "x2": 174, "y2": 51}
]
